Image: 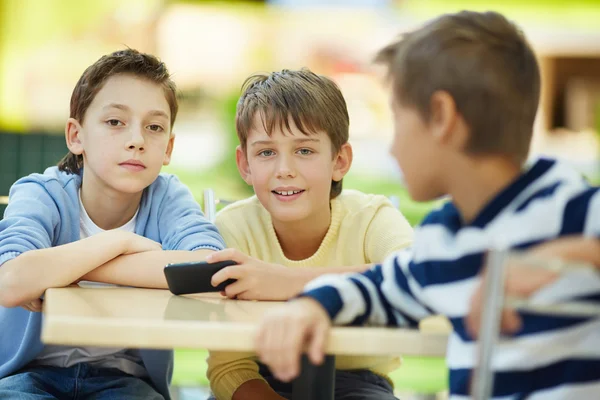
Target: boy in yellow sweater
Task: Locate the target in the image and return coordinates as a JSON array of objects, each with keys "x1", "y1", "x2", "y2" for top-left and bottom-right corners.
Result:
[{"x1": 205, "y1": 69, "x2": 414, "y2": 400}]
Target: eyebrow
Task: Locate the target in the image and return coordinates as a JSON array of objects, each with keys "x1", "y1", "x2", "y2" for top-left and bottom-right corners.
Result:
[
  {"x1": 249, "y1": 138, "x2": 321, "y2": 147},
  {"x1": 103, "y1": 103, "x2": 169, "y2": 119}
]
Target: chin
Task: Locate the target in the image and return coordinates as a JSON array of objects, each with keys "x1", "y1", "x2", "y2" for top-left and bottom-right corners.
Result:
[
  {"x1": 112, "y1": 179, "x2": 153, "y2": 194},
  {"x1": 407, "y1": 187, "x2": 440, "y2": 203},
  {"x1": 268, "y1": 207, "x2": 309, "y2": 223}
]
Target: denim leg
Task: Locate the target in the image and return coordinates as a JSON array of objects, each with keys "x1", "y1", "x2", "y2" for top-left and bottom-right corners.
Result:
[
  {"x1": 334, "y1": 370, "x2": 398, "y2": 400},
  {"x1": 255, "y1": 363, "x2": 397, "y2": 400},
  {"x1": 0, "y1": 365, "x2": 75, "y2": 400},
  {"x1": 79, "y1": 366, "x2": 163, "y2": 400}
]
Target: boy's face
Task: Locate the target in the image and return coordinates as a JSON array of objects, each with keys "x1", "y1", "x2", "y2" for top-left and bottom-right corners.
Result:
[
  {"x1": 237, "y1": 113, "x2": 351, "y2": 224},
  {"x1": 66, "y1": 74, "x2": 174, "y2": 194},
  {"x1": 389, "y1": 97, "x2": 446, "y2": 202}
]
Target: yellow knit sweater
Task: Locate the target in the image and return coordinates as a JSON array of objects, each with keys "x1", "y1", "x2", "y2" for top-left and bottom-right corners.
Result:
[{"x1": 207, "y1": 190, "x2": 414, "y2": 400}]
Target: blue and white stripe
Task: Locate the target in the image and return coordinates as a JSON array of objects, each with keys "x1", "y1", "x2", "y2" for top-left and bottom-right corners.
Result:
[{"x1": 303, "y1": 158, "x2": 600, "y2": 399}]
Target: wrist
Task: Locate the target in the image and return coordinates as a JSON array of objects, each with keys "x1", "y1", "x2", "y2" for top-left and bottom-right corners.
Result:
[
  {"x1": 290, "y1": 268, "x2": 314, "y2": 294},
  {"x1": 109, "y1": 230, "x2": 133, "y2": 255}
]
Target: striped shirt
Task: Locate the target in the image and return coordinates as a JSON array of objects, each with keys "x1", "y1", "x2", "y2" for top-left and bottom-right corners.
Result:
[{"x1": 303, "y1": 158, "x2": 600, "y2": 399}]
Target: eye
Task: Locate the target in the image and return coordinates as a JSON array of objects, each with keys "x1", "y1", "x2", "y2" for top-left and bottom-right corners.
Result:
[
  {"x1": 258, "y1": 149, "x2": 275, "y2": 157},
  {"x1": 107, "y1": 119, "x2": 124, "y2": 127},
  {"x1": 297, "y1": 148, "x2": 313, "y2": 155},
  {"x1": 147, "y1": 124, "x2": 164, "y2": 132}
]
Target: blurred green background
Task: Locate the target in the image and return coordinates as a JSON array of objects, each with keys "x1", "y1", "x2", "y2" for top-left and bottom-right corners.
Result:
[{"x1": 3, "y1": 0, "x2": 600, "y2": 397}]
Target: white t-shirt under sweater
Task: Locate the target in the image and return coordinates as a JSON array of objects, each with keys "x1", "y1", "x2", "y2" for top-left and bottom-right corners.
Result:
[{"x1": 32, "y1": 190, "x2": 147, "y2": 377}]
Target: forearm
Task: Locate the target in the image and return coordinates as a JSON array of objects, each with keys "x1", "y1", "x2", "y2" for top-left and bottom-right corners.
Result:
[
  {"x1": 232, "y1": 380, "x2": 285, "y2": 400},
  {"x1": 534, "y1": 236, "x2": 600, "y2": 267},
  {"x1": 559, "y1": 237, "x2": 600, "y2": 267},
  {"x1": 0, "y1": 231, "x2": 127, "y2": 307},
  {"x1": 81, "y1": 249, "x2": 215, "y2": 288},
  {"x1": 303, "y1": 259, "x2": 427, "y2": 327}
]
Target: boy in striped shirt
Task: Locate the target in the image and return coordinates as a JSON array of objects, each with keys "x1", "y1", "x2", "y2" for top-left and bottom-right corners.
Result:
[{"x1": 255, "y1": 10, "x2": 600, "y2": 399}]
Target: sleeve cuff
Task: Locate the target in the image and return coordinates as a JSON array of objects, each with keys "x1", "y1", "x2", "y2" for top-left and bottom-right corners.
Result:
[
  {"x1": 0, "y1": 251, "x2": 20, "y2": 267},
  {"x1": 300, "y1": 286, "x2": 344, "y2": 321},
  {"x1": 191, "y1": 245, "x2": 222, "y2": 252},
  {"x1": 211, "y1": 370, "x2": 266, "y2": 400}
]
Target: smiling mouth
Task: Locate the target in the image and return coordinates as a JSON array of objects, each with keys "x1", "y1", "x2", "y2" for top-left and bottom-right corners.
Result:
[{"x1": 272, "y1": 190, "x2": 305, "y2": 196}]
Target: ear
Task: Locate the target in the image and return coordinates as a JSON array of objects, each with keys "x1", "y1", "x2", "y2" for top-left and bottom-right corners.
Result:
[
  {"x1": 163, "y1": 133, "x2": 176, "y2": 166},
  {"x1": 428, "y1": 90, "x2": 464, "y2": 144},
  {"x1": 429, "y1": 91, "x2": 467, "y2": 150},
  {"x1": 332, "y1": 143, "x2": 353, "y2": 183},
  {"x1": 235, "y1": 145, "x2": 253, "y2": 185},
  {"x1": 65, "y1": 118, "x2": 84, "y2": 155}
]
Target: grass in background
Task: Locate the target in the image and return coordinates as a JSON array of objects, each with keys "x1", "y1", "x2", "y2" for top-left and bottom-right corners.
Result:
[{"x1": 173, "y1": 349, "x2": 448, "y2": 394}]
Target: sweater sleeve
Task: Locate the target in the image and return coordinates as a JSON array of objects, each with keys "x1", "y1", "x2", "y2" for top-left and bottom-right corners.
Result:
[
  {"x1": 206, "y1": 351, "x2": 266, "y2": 400},
  {"x1": 0, "y1": 179, "x2": 59, "y2": 266},
  {"x1": 364, "y1": 204, "x2": 413, "y2": 263},
  {"x1": 302, "y1": 250, "x2": 434, "y2": 329},
  {"x1": 214, "y1": 210, "x2": 250, "y2": 254},
  {"x1": 157, "y1": 176, "x2": 225, "y2": 252}
]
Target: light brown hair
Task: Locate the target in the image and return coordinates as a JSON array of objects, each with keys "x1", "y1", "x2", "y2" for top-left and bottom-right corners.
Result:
[
  {"x1": 58, "y1": 49, "x2": 178, "y2": 174},
  {"x1": 376, "y1": 11, "x2": 540, "y2": 165},
  {"x1": 236, "y1": 68, "x2": 349, "y2": 198}
]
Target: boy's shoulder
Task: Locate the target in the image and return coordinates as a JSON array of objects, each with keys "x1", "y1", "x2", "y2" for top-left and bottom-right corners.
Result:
[
  {"x1": 147, "y1": 172, "x2": 183, "y2": 192},
  {"x1": 214, "y1": 196, "x2": 269, "y2": 241},
  {"x1": 334, "y1": 189, "x2": 396, "y2": 215},
  {"x1": 419, "y1": 201, "x2": 460, "y2": 231},
  {"x1": 12, "y1": 166, "x2": 80, "y2": 192},
  {"x1": 215, "y1": 195, "x2": 266, "y2": 223}
]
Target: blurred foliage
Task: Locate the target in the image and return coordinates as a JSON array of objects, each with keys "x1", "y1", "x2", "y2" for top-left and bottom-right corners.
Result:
[
  {"x1": 172, "y1": 349, "x2": 448, "y2": 393},
  {"x1": 405, "y1": 0, "x2": 600, "y2": 31}
]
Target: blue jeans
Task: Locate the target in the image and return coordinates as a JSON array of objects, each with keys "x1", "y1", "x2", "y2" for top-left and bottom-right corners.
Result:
[
  {"x1": 0, "y1": 363, "x2": 163, "y2": 400},
  {"x1": 208, "y1": 363, "x2": 398, "y2": 400}
]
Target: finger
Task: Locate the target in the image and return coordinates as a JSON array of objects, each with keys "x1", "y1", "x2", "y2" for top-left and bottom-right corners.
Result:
[
  {"x1": 236, "y1": 291, "x2": 253, "y2": 301},
  {"x1": 308, "y1": 320, "x2": 327, "y2": 366},
  {"x1": 30, "y1": 299, "x2": 43, "y2": 312},
  {"x1": 500, "y1": 308, "x2": 522, "y2": 334},
  {"x1": 266, "y1": 316, "x2": 294, "y2": 380},
  {"x1": 206, "y1": 248, "x2": 246, "y2": 264},
  {"x1": 212, "y1": 266, "x2": 244, "y2": 287},
  {"x1": 255, "y1": 317, "x2": 270, "y2": 361},
  {"x1": 34, "y1": 299, "x2": 43, "y2": 312},
  {"x1": 276, "y1": 320, "x2": 307, "y2": 382},
  {"x1": 21, "y1": 304, "x2": 34, "y2": 312},
  {"x1": 223, "y1": 280, "x2": 248, "y2": 299},
  {"x1": 466, "y1": 283, "x2": 483, "y2": 339},
  {"x1": 219, "y1": 291, "x2": 227, "y2": 297},
  {"x1": 465, "y1": 310, "x2": 481, "y2": 339},
  {"x1": 256, "y1": 316, "x2": 281, "y2": 367}
]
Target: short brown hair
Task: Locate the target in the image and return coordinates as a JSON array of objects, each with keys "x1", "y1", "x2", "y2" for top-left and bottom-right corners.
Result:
[
  {"x1": 376, "y1": 11, "x2": 540, "y2": 165},
  {"x1": 236, "y1": 68, "x2": 349, "y2": 199},
  {"x1": 58, "y1": 49, "x2": 178, "y2": 174}
]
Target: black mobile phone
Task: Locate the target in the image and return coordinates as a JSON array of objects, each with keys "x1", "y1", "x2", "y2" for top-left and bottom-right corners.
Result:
[{"x1": 164, "y1": 260, "x2": 237, "y2": 295}]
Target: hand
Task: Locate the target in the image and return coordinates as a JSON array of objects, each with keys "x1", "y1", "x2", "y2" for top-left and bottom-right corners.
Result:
[
  {"x1": 255, "y1": 298, "x2": 331, "y2": 382},
  {"x1": 466, "y1": 249, "x2": 561, "y2": 339},
  {"x1": 120, "y1": 231, "x2": 162, "y2": 255},
  {"x1": 207, "y1": 249, "x2": 302, "y2": 301},
  {"x1": 21, "y1": 298, "x2": 43, "y2": 312}
]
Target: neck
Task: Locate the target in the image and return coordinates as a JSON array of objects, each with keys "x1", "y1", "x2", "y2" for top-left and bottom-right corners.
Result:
[
  {"x1": 447, "y1": 155, "x2": 522, "y2": 224},
  {"x1": 80, "y1": 171, "x2": 142, "y2": 230},
  {"x1": 272, "y1": 204, "x2": 332, "y2": 261}
]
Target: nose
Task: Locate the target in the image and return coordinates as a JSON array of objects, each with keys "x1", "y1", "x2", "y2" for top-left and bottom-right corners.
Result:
[
  {"x1": 275, "y1": 154, "x2": 296, "y2": 179},
  {"x1": 126, "y1": 125, "x2": 145, "y2": 151}
]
